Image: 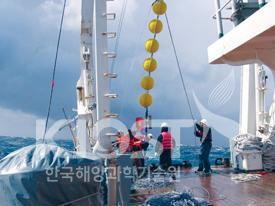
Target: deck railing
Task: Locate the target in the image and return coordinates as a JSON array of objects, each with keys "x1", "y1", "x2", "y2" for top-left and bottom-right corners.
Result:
[{"x1": 212, "y1": 0, "x2": 267, "y2": 38}]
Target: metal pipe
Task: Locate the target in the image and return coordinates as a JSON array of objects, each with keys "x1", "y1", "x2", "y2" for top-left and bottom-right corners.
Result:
[
  {"x1": 212, "y1": 0, "x2": 232, "y2": 18},
  {"x1": 255, "y1": 64, "x2": 267, "y2": 134},
  {"x1": 231, "y1": 0, "x2": 237, "y2": 26},
  {"x1": 214, "y1": 0, "x2": 224, "y2": 38},
  {"x1": 107, "y1": 159, "x2": 117, "y2": 206},
  {"x1": 231, "y1": 0, "x2": 238, "y2": 13}
]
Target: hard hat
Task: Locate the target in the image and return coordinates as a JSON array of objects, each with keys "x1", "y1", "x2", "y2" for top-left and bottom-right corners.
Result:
[
  {"x1": 200, "y1": 119, "x2": 208, "y2": 125},
  {"x1": 161, "y1": 122, "x2": 168, "y2": 128},
  {"x1": 148, "y1": 133, "x2": 153, "y2": 138}
]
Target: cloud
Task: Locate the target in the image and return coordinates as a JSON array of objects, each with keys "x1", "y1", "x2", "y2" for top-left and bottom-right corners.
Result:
[
  {"x1": 39, "y1": 0, "x2": 81, "y2": 31},
  {"x1": 193, "y1": 92, "x2": 239, "y2": 139},
  {"x1": 0, "y1": 106, "x2": 37, "y2": 137},
  {"x1": 0, "y1": 0, "x2": 80, "y2": 119},
  {"x1": 2, "y1": 0, "x2": 269, "y2": 146}
]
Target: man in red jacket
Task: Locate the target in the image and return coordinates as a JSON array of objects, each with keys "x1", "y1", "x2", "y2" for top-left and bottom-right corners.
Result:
[{"x1": 155, "y1": 122, "x2": 176, "y2": 171}]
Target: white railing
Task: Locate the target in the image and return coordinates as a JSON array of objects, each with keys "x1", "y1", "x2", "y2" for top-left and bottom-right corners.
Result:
[{"x1": 212, "y1": 0, "x2": 267, "y2": 38}]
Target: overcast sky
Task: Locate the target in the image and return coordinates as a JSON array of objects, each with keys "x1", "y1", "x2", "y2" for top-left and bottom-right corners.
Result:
[{"x1": 0, "y1": 0, "x2": 273, "y2": 146}]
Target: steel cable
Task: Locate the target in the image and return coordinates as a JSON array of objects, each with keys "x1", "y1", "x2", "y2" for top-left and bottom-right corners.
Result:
[
  {"x1": 164, "y1": 13, "x2": 195, "y2": 122},
  {"x1": 165, "y1": 12, "x2": 198, "y2": 146},
  {"x1": 43, "y1": 0, "x2": 67, "y2": 141},
  {"x1": 110, "y1": 0, "x2": 128, "y2": 75}
]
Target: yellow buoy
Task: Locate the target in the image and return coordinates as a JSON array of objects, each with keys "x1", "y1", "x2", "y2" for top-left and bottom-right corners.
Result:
[
  {"x1": 145, "y1": 39, "x2": 159, "y2": 53},
  {"x1": 141, "y1": 76, "x2": 154, "y2": 90},
  {"x1": 143, "y1": 57, "x2": 157, "y2": 72},
  {"x1": 149, "y1": 19, "x2": 163, "y2": 34},
  {"x1": 152, "y1": 0, "x2": 167, "y2": 15},
  {"x1": 139, "y1": 93, "x2": 153, "y2": 108}
]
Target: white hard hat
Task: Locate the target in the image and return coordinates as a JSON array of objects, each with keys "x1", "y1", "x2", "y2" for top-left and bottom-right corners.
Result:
[
  {"x1": 148, "y1": 133, "x2": 153, "y2": 138},
  {"x1": 200, "y1": 119, "x2": 208, "y2": 125},
  {"x1": 161, "y1": 122, "x2": 168, "y2": 128}
]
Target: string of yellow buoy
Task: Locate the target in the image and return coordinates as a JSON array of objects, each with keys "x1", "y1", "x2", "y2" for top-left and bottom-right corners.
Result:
[{"x1": 139, "y1": 0, "x2": 167, "y2": 134}]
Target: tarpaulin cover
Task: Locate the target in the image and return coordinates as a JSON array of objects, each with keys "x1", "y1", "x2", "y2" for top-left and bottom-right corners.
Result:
[{"x1": 0, "y1": 144, "x2": 103, "y2": 206}]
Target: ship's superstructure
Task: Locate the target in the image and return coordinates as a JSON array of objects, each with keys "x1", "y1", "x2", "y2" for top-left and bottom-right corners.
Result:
[
  {"x1": 209, "y1": 0, "x2": 275, "y2": 170},
  {"x1": 76, "y1": 0, "x2": 117, "y2": 154}
]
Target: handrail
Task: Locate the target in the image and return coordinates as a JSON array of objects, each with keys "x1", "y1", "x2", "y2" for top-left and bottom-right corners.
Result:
[
  {"x1": 212, "y1": 0, "x2": 267, "y2": 38},
  {"x1": 212, "y1": 0, "x2": 233, "y2": 19}
]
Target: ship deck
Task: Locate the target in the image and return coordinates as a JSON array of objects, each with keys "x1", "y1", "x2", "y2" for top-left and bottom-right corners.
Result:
[{"x1": 130, "y1": 168, "x2": 275, "y2": 206}]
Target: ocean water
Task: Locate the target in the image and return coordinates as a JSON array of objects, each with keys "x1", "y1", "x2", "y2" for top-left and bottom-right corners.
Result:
[{"x1": 0, "y1": 136, "x2": 230, "y2": 166}]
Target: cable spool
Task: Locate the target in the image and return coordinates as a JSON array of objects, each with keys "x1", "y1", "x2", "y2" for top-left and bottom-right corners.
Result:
[
  {"x1": 143, "y1": 58, "x2": 157, "y2": 72},
  {"x1": 149, "y1": 19, "x2": 163, "y2": 34},
  {"x1": 141, "y1": 76, "x2": 154, "y2": 90},
  {"x1": 152, "y1": 0, "x2": 167, "y2": 15},
  {"x1": 145, "y1": 39, "x2": 159, "y2": 53},
  {"x1": 139, "y1": 93, "x2": 153, "y2": 108}
]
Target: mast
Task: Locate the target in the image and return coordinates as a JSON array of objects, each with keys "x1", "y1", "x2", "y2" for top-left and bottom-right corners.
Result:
[
  {"x1": 93, "y1": 2, "x2": 118, "y2": 204},
  {"x1": 76, "y1": 0, "x2": 95, "y2": 153},
  {"x1": 77, "y1": 0, "x2": 118, "y2": 205},
  {"x1": 93, "y1": 0, "x2": 118, "y2": 154},
  {"x1": 76, "y1": 0, "x2": 117, "y2": 153}
]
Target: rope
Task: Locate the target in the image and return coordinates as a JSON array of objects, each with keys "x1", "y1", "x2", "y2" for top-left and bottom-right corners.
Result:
[
  {"x1": 58, "y1": 191, "x2": 101, "y2": 206},
  {"x1": 164, "y1": 13, "x2": 195, "y2": 122},
  {"x1": 262, "y1": 139, "x2": 275, "y2": 171},
  {"x1": 43, "y1": 0, "x2": 67, "y2": 141},
  {"x1": 191, "y1": 186, "x2": 210, "y2": 202},
  {"x1": 165, "y1": 12, "x2": 198, "y2": 146},
  {"x1": 117, "y1": 7, "x2": 152, "y2": 117},
  {"x1": 110, "y1": 0, "x2": 128, "y2": 75},
  {"x1": 62, "y1": 108, "x2": 77, "y2": 149}
]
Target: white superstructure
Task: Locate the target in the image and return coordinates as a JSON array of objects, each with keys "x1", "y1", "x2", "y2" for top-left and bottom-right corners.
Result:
[
  {"x1": 209, "y1": 0, "x2": 275, "y2": 170},
  {"x1": 76, "y1": 0, "x2": 117, "y2": 154},
  {"x1": 76, "y1": 1, "x2": 119, "y2": 205}
]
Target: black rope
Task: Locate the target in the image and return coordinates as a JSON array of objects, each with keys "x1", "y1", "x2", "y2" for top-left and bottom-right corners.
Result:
[
  {"x1": 145, "y1": 108, "x2": 149, "y2": 136},
  {"x1": 43, "y1": 0, "x2": 67, "y2": 141},
  {"x1": 165, "y1": 13, "x2": 195, "y2": 122},
  {"x1": 117, "y1": 7, "x2": 151, "y2": 115},
  {"x1": 165, "y1": 13, "x2": 197, "y2": 146}
]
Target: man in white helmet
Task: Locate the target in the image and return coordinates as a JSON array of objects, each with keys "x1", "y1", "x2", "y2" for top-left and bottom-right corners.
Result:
[
  {"x1": 155, "y1": 122, "x2": 176, "y2": 171},
  {"x1": 194, "y1": 119, "x2": 212, "y2": 175}
]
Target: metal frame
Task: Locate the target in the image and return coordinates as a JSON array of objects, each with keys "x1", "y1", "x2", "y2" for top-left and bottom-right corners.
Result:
[
  {"x1": 76, "y1": 0, "x2": 119, "y2": 205},
  {"x1": 76, "y1": 0, "x2": 95, "y2": 153}
]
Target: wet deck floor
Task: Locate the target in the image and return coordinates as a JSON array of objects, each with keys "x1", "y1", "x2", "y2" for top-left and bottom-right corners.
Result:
[{"x1": 130, "y1": 168, "x2": 275, "y2": 206}]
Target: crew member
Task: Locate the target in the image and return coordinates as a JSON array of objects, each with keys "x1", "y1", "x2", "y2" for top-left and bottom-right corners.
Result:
[
  {"x1": 133, "y1": 117, "x2": 145, "y2": 140},
  {"x1": 116, "y1": 131, "x2": 131, "y2": 154},
  {"x1": 131, "y1": 117, "x2": 147, "y2": 169},
  {"x1": 194, "y1": 119, "x2": 212, "y2": 175},
  {"x1": 155, "y1": 122, "x2": 175, "y2": 170}
]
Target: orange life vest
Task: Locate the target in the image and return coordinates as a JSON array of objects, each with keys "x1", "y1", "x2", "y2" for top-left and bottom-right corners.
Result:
[
  {"x1": 129, "y1": 137, "x2": 142, "y2": 151},
  {"x1": 117, "y1": 135, "x2": 130, "y2": 153},
  {"x1": 162, "y1": 132, "x2": 173, "y2": 149}
]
